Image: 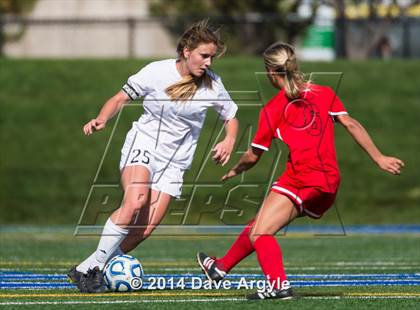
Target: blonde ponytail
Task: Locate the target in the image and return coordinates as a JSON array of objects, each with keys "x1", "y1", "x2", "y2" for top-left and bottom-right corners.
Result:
[
  {"x1": 166, "y1": 72, "x2": 213, "y2": 103},
  {"x1": 263, "y1": 42, "x2": 305, "y2": 100},
  {"x1": 166, "y1": 20, "x2": 225, "y2": 102}
]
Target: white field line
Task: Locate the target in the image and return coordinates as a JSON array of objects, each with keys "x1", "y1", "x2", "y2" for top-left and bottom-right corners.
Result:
[
  {"x1": 2, "y1": 296, "x2": 420, "y2": 305},
  {"x1": 159, "y1": 266, "x2": 420, "y2": 271},
  {"x1": 302, "y1": 296, "x2": 420, "y2": 300},
  {"x1": 334, "y1": 262, "x2": 419, "y2": 266},
  {"x1": 2, "y1": 272, "x2": 418, "y2": 278},
  {"x1": 305, "y1": 296, "x2": 420, "y2": 300},
  {"x1": 1, "y1": 266, "x2": 420, "y2": 272},
  {"x1": 1, "y1": 261, "x2": 420, "y2": 266},
  {"x1": 151, "y1": 267, "x2": 420, "y2": 271},
  {"x1": 0, "y1": 298, "x2": 242, "y2": 305}
]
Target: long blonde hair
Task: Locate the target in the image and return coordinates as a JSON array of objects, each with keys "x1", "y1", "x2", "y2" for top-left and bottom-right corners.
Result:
[
  {"x1": 166, "y1": 20, "x2": 225, "y2": 102},
  {"x1": 263, "y1": 42, "x2": 305, "y2": 100}
]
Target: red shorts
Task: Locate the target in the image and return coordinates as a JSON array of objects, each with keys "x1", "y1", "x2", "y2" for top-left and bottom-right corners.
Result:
[{"x1": 271, "y1": 180, "x2": 338, "y2": 219}]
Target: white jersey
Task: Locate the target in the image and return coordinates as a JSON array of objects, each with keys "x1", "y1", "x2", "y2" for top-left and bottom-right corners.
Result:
[{"x1": 121, "y1": 59, "x2": 237, "y2": 170}]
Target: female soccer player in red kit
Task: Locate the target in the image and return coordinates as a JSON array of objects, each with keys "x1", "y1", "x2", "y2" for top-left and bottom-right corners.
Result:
[{"x1": 197, "y1": 42, "x2": 404, "y2": 300}]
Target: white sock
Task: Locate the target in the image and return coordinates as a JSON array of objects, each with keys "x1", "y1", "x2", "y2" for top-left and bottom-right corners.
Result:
[
  {"x1": 91, "y1": 218, "x2": 129, "y2": 270},
  {"x1": 76, "y1": 252, "x2": 96, "y2": 274},
  {"x1": 76, "y1": 246, "x2": 125, "y2": 274}
]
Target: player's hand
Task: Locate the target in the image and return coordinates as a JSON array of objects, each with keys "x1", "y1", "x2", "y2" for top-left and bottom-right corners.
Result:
[
  {"x1": 83, "y1": 118, "x2": 106, "y2": 136},
  {"x1": 376, "y1": 155, "x2": 405, "y2": 175},
  {"x1": 212, "y1": 137, "x2": 235, "y2": 166},
  {"x1": 221, "y1": 169, "x2": 238, "y2": 182}
]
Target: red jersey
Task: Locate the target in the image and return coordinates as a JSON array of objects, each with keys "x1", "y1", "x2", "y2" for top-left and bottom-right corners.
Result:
[{"x1": 252, "y1": 84, "x2": 347, "y2": 194}]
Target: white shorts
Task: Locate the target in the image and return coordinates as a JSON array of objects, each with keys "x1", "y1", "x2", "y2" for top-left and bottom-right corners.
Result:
[{"x1": 119, "y1": 128, "x2": 185, "y2": 198}]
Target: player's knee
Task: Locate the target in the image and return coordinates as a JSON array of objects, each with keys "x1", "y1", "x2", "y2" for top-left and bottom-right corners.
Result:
[
  {"x1": 249, "y1": 230, "x2": 274, "y2": 245},
  {"x1": 122, "y1": 200, "x2": 147, "y2": 217},
  {"x1": 249, "y1": 231, "x2": 259, "y2": 245}
]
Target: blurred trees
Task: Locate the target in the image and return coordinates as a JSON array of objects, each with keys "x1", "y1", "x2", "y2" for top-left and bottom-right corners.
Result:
[
  {"x1": 0, "y1": 0, "x2": 37, "y2": 55},
  {"x1": 150, "y1": 0, "x2": 319, "y2": 54},
  {"x1": 150, "y1": 0, "x2": 420, "y2": 57}
]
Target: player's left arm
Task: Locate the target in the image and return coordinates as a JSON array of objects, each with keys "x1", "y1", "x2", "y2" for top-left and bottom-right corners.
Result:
[
  {"x1": 336, "y1": 114, "x2": 405, "y2": 175},
  {"x1": 212, "y1": 117, "x2": 239, "y2": 166}
]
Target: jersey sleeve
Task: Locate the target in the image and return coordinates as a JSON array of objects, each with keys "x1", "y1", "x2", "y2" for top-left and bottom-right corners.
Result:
[
  {"x1": 211, "y1": 78, "x2": 238, "y2": 120},
  {"x1": 251, "y1": 107, "x2": 277, "y2": 151},
  {"x1": 328, "y1": 87, "x2": 348, "y2": 119},
  {"x1": 121, "y1": 64, "x2": 153, "y2": 100}
]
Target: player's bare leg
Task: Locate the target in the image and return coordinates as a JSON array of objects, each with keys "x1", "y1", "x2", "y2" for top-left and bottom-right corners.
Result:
[
  {"x1": 111, "y1": 165, "x2": 151, "y2": 226},
  {"x1": 250, "y1": 192, "x2": 299, "y2": 243},
  {"x1": 71, "y1": 165, "x2": 150, "y2": 292},
  {"x1": 90, "y1": 165, "x2": 151, "y2": 270},
  {"x1": 120, "y1": 189, "x2": 172, "y2": 253}
]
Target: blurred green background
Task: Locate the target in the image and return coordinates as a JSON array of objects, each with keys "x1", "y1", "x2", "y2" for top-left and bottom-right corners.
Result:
[{"x1": 0, "y1": 57, "x2": 419, "y2": 225}]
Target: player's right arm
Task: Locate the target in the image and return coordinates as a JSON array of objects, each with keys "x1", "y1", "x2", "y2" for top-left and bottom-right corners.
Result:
[{"x1": 83, "y1": 91, "x2": 130, "y2": 136}]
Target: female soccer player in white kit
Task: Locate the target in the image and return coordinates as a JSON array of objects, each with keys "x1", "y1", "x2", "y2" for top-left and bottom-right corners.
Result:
[{"x1": 68, "y1": 20, "x2": 239, "y2": 292}]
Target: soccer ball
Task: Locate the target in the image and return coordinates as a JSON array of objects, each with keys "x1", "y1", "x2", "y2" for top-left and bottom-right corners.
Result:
[{"x1": 103, "y1": 254, "x2": 144, "y2": 292}]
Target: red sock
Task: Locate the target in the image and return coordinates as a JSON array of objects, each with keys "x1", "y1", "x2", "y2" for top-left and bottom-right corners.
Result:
[
  {"x1": 253, "y1": 235, "x2": 287, "y2": 290},
  {"x1": 216, "y1": 219, "x2": 255, "y2": 273}
]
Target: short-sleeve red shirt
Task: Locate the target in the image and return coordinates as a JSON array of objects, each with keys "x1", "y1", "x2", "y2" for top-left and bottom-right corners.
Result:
[{"x1": 252, "y1": 84, "x2": 347, "y2": 193}]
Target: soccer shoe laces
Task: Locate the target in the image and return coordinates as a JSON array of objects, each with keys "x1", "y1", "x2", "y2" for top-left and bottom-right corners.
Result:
[
  {"x1": 257, "y1": 290, "x2": 279, "y2": 299},
  {"x1": 202, "y1": 256, "x2": 226, "y2": 277},
  {"x1": 247, "y1": 280, "x2": 293, "y2": 300},
  {"x1": 197, "y1": 252, "x2": 226, "y2": 283}
]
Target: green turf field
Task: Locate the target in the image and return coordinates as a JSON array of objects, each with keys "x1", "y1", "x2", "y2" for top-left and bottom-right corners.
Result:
[
  {"x1": 0, "y1": 230, "x2": 419, "y2": 309},
  {"x1": 0, "y1": 58, "x2": 419, "y2": 308}
]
